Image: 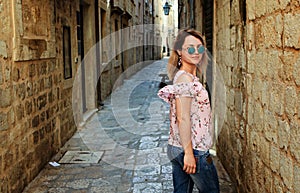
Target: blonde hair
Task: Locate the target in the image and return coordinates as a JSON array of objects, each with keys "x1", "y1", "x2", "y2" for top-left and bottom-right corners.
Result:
[{"x1": 167, "y1": 29, "x2": 209, "y2": 81}]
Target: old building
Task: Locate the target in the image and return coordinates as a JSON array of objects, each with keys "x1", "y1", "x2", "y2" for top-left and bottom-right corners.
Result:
[
  {"x1": 179, "y1": 0, "x2": 300, "y2": 192},
  {"x1": 0, "y1": 1, "x2": 79, "y2": 192},
  {"x1": 0, "y1": 0, "x2": 162, "y2": 192}
]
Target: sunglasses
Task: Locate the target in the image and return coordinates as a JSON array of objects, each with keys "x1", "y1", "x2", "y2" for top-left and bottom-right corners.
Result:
[{"x1": 184, "y1": 45, "x2": 205, "y2": 55}]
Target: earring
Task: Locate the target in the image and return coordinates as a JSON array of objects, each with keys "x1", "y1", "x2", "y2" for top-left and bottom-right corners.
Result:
[{"x1": 177, "y1": 56, "x2": 182, "y2": 69}]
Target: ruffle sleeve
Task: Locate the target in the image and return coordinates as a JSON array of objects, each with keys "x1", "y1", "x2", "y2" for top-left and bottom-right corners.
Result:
[{"x1": 157, "y1": 82, "x2": 203, "y2": 103}]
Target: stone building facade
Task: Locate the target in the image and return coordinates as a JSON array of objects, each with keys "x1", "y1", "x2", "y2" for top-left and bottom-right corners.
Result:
[
  {"x1": 0, "y1": 0, "x2": 161, "y2": 192},
  {"x1": 179, "y1": 0, "x2": 300, "y2": 192},
  {"x1": 0, "y1": 1, "x2": 79, "y2": 192}
]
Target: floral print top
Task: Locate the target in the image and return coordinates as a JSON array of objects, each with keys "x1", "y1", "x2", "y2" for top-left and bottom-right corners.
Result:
[{"x1": 157, "y1": 70, "x2": 213, "y2": 151}]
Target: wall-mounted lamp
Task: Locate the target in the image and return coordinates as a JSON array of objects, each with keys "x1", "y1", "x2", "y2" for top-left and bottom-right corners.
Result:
[{"x1": 163, "y1": 2, "x2": 171, "y2": 15}]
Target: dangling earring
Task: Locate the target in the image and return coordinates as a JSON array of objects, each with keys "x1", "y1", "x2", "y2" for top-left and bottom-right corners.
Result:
[{"x1": 177, "y1": 56, "x2": 182, "y2": 69}]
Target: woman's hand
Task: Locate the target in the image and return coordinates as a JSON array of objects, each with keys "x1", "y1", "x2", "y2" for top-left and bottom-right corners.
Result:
[{"x1": 183, "y1": 153, "x2": 196, "y2": 174}]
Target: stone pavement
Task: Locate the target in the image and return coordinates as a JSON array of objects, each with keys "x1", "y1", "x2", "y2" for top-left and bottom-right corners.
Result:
[{"x1": 23, "y1": 58, "x2": 237, "y2": 193}]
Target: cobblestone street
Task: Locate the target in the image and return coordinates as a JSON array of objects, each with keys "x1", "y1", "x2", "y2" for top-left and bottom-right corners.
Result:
[{"x1": 22, "y1": 59, "x2": 236, "y2": 193}]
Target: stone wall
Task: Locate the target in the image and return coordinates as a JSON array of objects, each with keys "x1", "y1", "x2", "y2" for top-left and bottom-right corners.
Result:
[
  {"x1": 215, "y1": 0, "x2": 300, "y2": 192},
  {"x1": 0, "y1": 0, "x2": 78, "y2": 192},
  {"x1": 1, "y1": 0, "x2": 162, "y2": 192}
]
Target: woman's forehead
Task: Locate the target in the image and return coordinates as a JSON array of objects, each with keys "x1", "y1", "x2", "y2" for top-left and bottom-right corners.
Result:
[{"x1": 183, "y1": 35, "x2": 202, "y2": 45}]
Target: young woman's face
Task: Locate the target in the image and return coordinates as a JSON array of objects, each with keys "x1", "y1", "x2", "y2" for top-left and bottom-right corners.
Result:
[{"x1": 179, "y1": 35, "x2": 204, "y2": 65}]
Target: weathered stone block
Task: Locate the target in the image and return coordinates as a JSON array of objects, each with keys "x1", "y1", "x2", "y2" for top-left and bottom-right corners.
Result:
[
  {"x1": 279, "y1": 154, "x2": 293, "y2": 190},
  {"x1": 284, "y1": 13, "x2": 300, "y2": 48},
  {"x1": 0, "y1": 153, "x2": 2, "y2": 174},
  {"x1": 294, "y1": 164, "x2": 300, "y2": 193},
  {"x1": 32, "y1": 115, "x2": 39, "y2": 128},
  {"x1": 40, "y1": 111, "x2": 46, "y2": 123},
  {"x1": 285, "y1": 86, "x2": 297, "y2": 119},
  {"x1": 19, "y1": 138, "x2": 28, "y2": 157},
  {"x1": 264, "y1": 167, "x2": 273, "y2": 192},
  {"x1": 27, "y1": 81, "x2": 33, "y2": 97},
  {"x1": 3, "y1": 151, "x2": 13, "y2": 172},
  {"x1": 9, "y1": 108, "x2": 15, "y2": 125},
  {"x1": 255, "y1": 51, "x2": 267, "y2": 78},
  {"x1": 247, "y1": 97, "x2": 254, "y2": 126},
  {"x1": 298, "y1": 95, "x2": 300, "y2": 120},
  {"x1": 255, "y1": 0, "x2": 266, "y2": 17},
  {"x1": 45, "y1": 122, "x2": 52, "y2": 133},
  {"x1": 273, "y1": 175, "x2": 284, "y2": 193},
  {"x1": 0, "y1": 88, "x2": 11, "y2": 108},
  {"x1": 246, "y1": 0, "x2": 255, "y2": 20},
  {"x1": 0, "y1": 112, "x2": 8, "y2": 131},
  {"x1": 39, "y1": 78, "x2": 44, "y2": 91},
  {"x1": 25, "y1": 100, "x2": 32, "y2": 115},
  {"x1": 28, "y1": 63, "x2": 36, "y2": 78},
  {"x1": 250, "y1": 131, "x2": 260, "y2": 153},
  {"x1": 269, "y1": 84, "x2": 284, "y2": 116},
  {"x1": 247, "y1": 22, "x2": 255, "y2": 51},
  {"x1": 228, "y1": 89, "x2": 235, "y2": 111},
  {"x1": 0, "y1": 41, "x2": 7, "y2": 58},
  {"x1": 253, "y1": 101, "x2": 264, "y2": 132},
  {"x1": 12, "y1": 67, "x2": 20, "y2": 82},
  {"x1": 270, "y1": 145, "x2": 280, "y2": 173},
  {"x1": 39, "y1": 127, "x2": 45, "y2": 140},
  {"x1": 234, "y1": 91, "x2": 243, "y2": 115},
  {"x1": 267, "y1": 50, "x2": 282, "y2": 80},
  {"x1": 9, "y1": 162, "x2": 24, "y2": 187},
  {"x1": 4, "y1": 66, "x2": 10, "y2": 82},
  {"x1": 48, "y1": 60, "x2": 56, "y2": 73},
  {"x1": 38, "y1": 62, "x2": 47, "y2": 76},
  {"x1": 278, "y1": 120, "x2": 290, "y2": 151},
  {"x1": 290, "y1": 122, "x2": 300, "y2": 162},
  {"x1": 266, "y1": 0, "x2": 280, "y2": 13},
  {"x1": 0, "y1": 63, "x2": 3, "y2": 85},
  {"x1": 17, "y1": 82, "x2": 26, "y2": 100},
  {"x1": 37, "y1": 94, "x2": 47, "y2": 110},
  {"x1": 44, "y1": 76, "x2": 52, "y2": 89},
  {"x1": 32, "y1": 130, "x2": 39, "y2": 144},
  {"x1": 262, "y1": 15, "x2": 282, "y2": 48},
  {"x1": 260, "y1": 136, "x2": 270, "y2": 166},
  {"x1": 261, "y1": 81, "x2": 269, "y2": 107},
  {"x1": 279, "y1": 0, "x2": 291, "y2": 10},
  {"x1": 294, "y1": 56, "x2": 300, "y2": 86},
  {"x1": 264, "y1": 109, "x2": 278, "y2": 143},
  {"x1": 281, "y1": 51, "x2": 295, "y2": 81},
  {"x1": 15, "y1": 103, "x2": 24, "y2": 121}
]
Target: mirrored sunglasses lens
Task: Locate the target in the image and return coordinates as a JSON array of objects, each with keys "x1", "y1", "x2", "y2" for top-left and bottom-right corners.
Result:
[
  {"x1": 198, "y1": 46, "x2": 205, "y2": 54},
  {"x1": 187, "y1": 47, "x2": 195, "y2": 54}
]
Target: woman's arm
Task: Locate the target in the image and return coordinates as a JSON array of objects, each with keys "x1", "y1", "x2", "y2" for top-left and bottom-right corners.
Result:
[{"x1": 175, "y1": 74, "x2": 196, "y2": 174}]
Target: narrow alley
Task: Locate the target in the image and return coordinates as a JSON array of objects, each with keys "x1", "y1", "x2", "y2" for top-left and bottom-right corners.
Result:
[
  {"x1": 22, "y1": 59, "x2": 236, "y2": 193},
  {"x1": 1, "y1": 1, "x2": 299, "y2": 192}
]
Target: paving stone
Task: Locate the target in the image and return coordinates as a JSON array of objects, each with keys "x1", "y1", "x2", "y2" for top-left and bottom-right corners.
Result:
[
  {"x1": 133, "y1": 183, "x2": 162, "y2": 193},
  {"x1": 59, "y1": 151, "x2": 103, "y2": 164}
]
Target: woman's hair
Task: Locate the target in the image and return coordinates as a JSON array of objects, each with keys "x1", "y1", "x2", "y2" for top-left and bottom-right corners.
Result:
[{"x1": 167, "y1": 28, "x2": 209, "y2": 80}]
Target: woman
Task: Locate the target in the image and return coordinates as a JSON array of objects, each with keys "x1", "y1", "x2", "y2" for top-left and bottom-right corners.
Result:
[{"x1": 158, "y1": 29, "x2": 219, "y2": 193}]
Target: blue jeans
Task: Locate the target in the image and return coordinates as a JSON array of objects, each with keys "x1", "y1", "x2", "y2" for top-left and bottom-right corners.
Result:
[{"x1": 167, "y1": 145, "x2": 220, "y2": 193}]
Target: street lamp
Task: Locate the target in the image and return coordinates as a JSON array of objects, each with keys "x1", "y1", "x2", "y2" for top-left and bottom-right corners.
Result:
[{"x1": 163, "y1": 2, "x2": 171, "y2": 15}]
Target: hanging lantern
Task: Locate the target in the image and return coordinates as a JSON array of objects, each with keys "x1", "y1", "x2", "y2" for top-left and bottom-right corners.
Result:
[{"x1": 163, "y1": 2, "x2": 171, "y2": 15}]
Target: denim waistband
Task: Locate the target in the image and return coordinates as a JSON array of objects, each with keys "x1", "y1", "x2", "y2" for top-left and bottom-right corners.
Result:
[{"x1": 167, "y1": 144, "x2": 209, "y2": 157}]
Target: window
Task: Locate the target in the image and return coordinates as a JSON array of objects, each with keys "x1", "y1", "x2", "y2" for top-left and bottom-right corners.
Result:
[{"x1": 63, "y1": 26, "x2": 72, "y2": 79}]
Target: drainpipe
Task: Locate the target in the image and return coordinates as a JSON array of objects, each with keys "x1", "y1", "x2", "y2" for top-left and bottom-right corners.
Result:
[
  {"x1": 120, "y1": 12, "x2": 125, "y2": 72},
  {"x1": 190, "y1": 0, "x2": 195, "y2": 28},
  {"x1": 142, "y1": 1, "x2": 145, "y2": 61},
  {"x1": 152, "y1": 0, "x2": 155, "y2": 59},
  {"x1": 94, "y1": 0, "x2": 102, "y2": 105}
]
